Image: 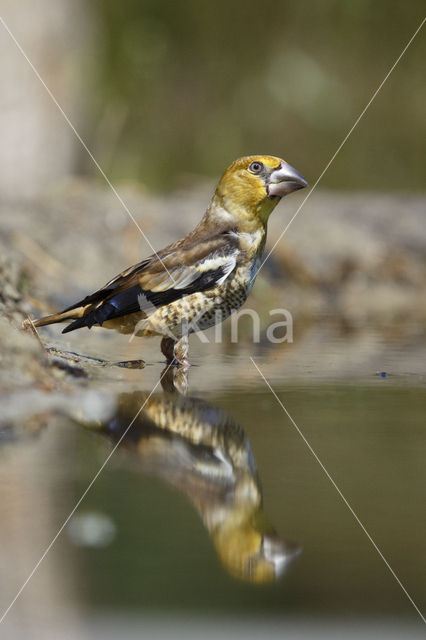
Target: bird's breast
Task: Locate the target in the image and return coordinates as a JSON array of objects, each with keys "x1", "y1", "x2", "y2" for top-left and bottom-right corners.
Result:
[{"x1": 230, "y1": 228, "x2": 265, "y2": 258}]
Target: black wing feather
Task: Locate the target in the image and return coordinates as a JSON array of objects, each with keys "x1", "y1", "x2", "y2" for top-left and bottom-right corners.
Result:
[
  {"x1": 62, "y1": 265, "x2": 230, "y2": 334},
  {"x1": 62, "y1": 259, "x2": 151, "y2": 313}
]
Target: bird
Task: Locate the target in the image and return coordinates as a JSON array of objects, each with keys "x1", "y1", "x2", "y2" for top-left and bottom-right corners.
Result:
[
  {"x1": 90, "y1": 373, "x2": 300, "y2": 582},
  {"x1": 31, "y1": 155, "x2": 307, "y2": 365}
]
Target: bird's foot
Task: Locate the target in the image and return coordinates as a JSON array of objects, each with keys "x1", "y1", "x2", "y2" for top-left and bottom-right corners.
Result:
[
  {"x1": 160, "y1": 365, "x2": 189, "y2": 395},
  {"x1": 175, "y1": 357, "x2": 190, "y2": 370},
  {"x1": 173, "y1": 335, "x2": 190, "y2": 369},
  {"x1": 161, "y1": 335, "x2": 191, "y2": 368},
  {"x1": 172, "y1": 366, "x2": 189, "y2": 394}
]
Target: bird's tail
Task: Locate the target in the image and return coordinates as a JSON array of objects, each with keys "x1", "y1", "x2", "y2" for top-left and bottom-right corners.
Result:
[{"x1": 27, "y1": 307, "x2": 85, "y2": 329}]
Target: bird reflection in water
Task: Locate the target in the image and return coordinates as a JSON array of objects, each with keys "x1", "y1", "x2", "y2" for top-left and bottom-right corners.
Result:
[{"x1": 89, "y1": 368, "x2": 301, "y2": 583}]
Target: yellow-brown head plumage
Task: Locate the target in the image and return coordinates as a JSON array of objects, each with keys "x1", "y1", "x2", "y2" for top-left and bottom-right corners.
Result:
[
  {"x1": 213, "y1": 155, "x2": 307, "y2": 227},
  {"x1": 212, "y1": 511, "x2": 301, "y2": 584}
]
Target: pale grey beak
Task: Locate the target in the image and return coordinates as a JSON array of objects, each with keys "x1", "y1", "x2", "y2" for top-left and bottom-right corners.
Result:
[
  {"x1": 262, "y1": 535, "x2": 302, "y2": 578},
  {"x1": 268, "y1": 162, "x2": 308, "y2": 197}
]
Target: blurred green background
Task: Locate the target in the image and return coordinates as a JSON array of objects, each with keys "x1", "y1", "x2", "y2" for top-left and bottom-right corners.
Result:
[
  {"x1": 1, "y1": 1, "x2": 424, "y2": 199},
  {"x1": 83, "y1": 0, "x2": 426, "y2": 191}
]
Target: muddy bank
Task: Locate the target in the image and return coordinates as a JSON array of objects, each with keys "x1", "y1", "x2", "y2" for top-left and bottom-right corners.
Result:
[
  {"x1": 0, "y1": 181, "x2": 425, "y2": 409},
  {"x1": 2, "y1": 180, "x2": 425, "y2": 322}
]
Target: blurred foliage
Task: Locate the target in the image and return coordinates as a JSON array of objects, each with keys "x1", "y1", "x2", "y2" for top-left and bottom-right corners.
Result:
[{"x1": 85, "y1": 0, "x2": 426, "y2": 191}]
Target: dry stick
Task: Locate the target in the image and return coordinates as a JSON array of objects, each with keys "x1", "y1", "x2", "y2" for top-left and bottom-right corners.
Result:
[{"x1": 22, "y1": 314, "x2": 48, "y2": 354}]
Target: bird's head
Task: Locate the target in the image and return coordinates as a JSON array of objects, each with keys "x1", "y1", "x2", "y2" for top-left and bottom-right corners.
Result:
[
  {"x1": 212, "y1": 155, "x2": 307, "y2": 227},
  {"x1": 212, "y1": 513, "x2": 301, "y2": 583}
]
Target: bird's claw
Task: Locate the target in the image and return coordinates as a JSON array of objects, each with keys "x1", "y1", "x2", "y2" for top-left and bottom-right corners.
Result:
[
  {"x1": 169, "y1": 356, "x2": 191, "y2": 370},
  {"x1": 176, "y1": 358, "x2": 191, "y2": 371}
]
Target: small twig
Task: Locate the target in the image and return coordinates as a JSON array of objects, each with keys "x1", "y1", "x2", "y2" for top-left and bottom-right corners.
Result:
[
  {"x1": 46, "y1": 346, "x2": 145, "y2": 369},
  {"x1": 22, "y1": 314, "x2": 48, "y2": 353}
]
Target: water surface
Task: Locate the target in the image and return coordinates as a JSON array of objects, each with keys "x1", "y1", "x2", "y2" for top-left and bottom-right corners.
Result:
[{"x1": 0, "y1": 323, "x2": 425, "y2": 638}]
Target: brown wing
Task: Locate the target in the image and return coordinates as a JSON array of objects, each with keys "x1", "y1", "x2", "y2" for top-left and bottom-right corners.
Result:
[{"x1": 61, "y1": 231, "x2": 240, "y2": 334}]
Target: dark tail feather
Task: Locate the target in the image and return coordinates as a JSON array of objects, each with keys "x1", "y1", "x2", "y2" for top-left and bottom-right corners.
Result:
[
  {"x1": 62, "y1": 302, "x2": 115, "y2": 333},
  {"x1": 62, "y1": 317, "x2": 90, "y2": 334}
]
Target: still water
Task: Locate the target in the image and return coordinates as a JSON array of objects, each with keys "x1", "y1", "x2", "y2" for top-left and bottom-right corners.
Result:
[{"x1": 0, "y1": 323, "x2": 425, "y2": 638}]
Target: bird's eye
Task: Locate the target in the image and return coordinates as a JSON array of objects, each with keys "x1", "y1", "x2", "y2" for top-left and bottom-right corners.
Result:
[{"x1": 248, "y1": 161, "x2": 263, "y2": 174}]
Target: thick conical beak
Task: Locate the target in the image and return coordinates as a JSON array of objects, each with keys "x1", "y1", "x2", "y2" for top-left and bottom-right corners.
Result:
[
  {"x1": 268, "y1": 162, "x2": 308, "y2": 197},
  {"x1": 263, "y1": 535, "x2": 302, "y2": 575}
]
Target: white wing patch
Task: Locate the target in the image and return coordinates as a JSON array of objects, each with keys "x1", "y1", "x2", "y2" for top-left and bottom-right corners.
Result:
[
  {"x1": 214, "y1": 255, "x2": 237, "y2": 285},
  {"x1": 137, "y1": 251, "x2": 238, "y2": 293},
  {"x1": 172, "y1": 253, "x2": 237, "y2": 290}
]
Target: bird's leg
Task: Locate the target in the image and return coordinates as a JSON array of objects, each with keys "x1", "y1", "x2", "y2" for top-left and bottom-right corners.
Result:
[
  {"x1": 173, "y1": 335, "x2": 190, "y2": 369},
  {"x1": 161, "y1": 335, "x2": 190, "y2": 368},
  {"x1": 160, "y1": 366, "x2": 189, "y2": 395},
  {"x1": 160, "y1": 366, "x2": 177, "y2": 392},
  {"x1": 172, "y1": 367, "x2": 189, "y2": 394},
  {"x1": 161, "y1": 336, "x2": 176, "y2": 363}
]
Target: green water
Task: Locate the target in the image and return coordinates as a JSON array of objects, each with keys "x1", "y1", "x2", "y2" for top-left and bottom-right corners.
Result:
[
  {"x1": 0, "y1": 326, "x2": 425, "y2": 637},
  {"x1": 73, "y1": 383, "x2": 425, "y2": 615}
]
